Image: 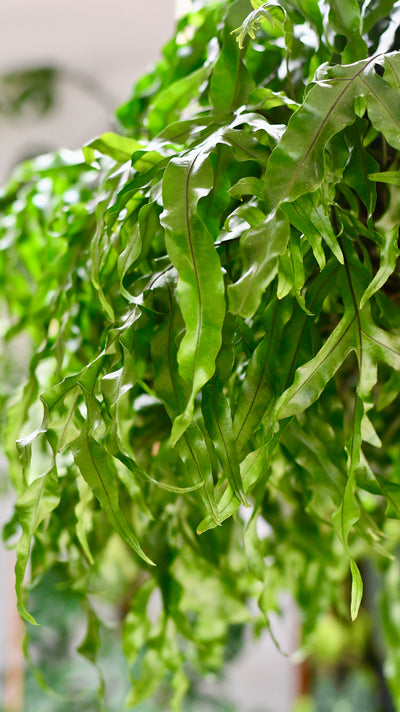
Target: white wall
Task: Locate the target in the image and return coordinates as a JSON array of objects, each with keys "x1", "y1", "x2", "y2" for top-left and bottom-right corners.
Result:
[{"x1": 0, "y1": 0, "x2": 176, "y2": 179}]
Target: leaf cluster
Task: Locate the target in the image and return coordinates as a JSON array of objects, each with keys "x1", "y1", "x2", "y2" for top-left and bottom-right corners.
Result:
[{"x1": 2, "y1": 0, "x2": 400, "y2": 707}]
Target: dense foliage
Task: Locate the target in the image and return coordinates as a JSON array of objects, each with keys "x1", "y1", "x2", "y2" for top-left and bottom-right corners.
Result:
[{"x1": 2, "y1": 0, "x2": 400, "y2": 707}]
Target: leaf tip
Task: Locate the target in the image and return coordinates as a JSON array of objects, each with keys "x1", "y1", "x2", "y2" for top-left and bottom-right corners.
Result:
[
  {"x1": 350, "y1": 559, "x2": 363, "y2": 621},
  {"x1": 18, "y1": 603, "x2": 39, "y2": 626},
  {"x1": 170, "y1": 409, "x2": 192, "y2": 447},
  {"x1": 136, "y1": 545, "x2": 156, "y2": 567},
  {"x1": 139, "y1": 549, "x2": 156, "y2": 567}
]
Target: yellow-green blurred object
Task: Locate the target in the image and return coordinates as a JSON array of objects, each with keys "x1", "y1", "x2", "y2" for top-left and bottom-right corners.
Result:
[
  {"x1": 311, "y1": 611, "x2": 370, "y2": 667},
  {"x1": 292, "y1": 695, "x2": 316, "y2": 712}
]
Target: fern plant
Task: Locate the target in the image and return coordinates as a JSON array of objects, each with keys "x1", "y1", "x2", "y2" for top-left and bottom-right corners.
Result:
[{"x1": 2, "y1": 0, "x2": 400, "y2": 707}]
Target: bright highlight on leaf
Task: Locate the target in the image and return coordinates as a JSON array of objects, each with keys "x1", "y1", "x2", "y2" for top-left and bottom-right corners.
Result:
[{"x1": 232, "y1": 2, "x2": 290, "y2": 50}]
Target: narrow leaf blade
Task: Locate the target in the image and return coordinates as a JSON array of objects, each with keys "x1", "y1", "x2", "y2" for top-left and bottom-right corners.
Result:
[
  {"x1": 71, "y1": 433, "x2": 154, "y2": 566},
  {"x1": 161, "y1": 154, "x2": 225, "y2": 443}
]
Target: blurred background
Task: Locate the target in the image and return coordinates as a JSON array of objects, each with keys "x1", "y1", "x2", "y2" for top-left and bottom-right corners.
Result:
[
  {"x1": 0, "y1": 0, "x2": 176, "y2": 181},
  {"x1": 0, "y1": 1, "x2": 395, "y2": 711}
]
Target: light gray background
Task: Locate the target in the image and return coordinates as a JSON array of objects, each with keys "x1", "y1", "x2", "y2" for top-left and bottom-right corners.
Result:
[{"x1": 0, "y1": 0, "x2": 176, "y2": 178}]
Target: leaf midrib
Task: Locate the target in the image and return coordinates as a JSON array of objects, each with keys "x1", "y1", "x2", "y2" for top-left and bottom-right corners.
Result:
[
  {"x1": 279, "y1": 315, "x2": 356, "y2": 413},
  {"x1": 185, "y1": 155, "x2": 202, "y2": 383},
  {"x1": 276, "y1": 55, "x2": 377, "y2": 206}
]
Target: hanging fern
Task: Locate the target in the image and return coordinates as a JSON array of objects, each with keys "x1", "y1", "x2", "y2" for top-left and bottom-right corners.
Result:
[{"x1": 2, "y1": 0, "x2": 400, "y2": 707}]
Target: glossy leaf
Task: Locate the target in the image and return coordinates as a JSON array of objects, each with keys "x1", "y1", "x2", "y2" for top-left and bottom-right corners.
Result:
[
  {"x1": 233, "y1": 3, "x2": 288, "y2": 50},
  {"x1": 276, "y1": 310, "x2": 356, "y2": 419},
  {"x1": 202, "y1": 376, "x2": 247, "y2": 505},
  {"x1": 72, "y1": 432, "x2": 154, "y2": 565},
  {"x1": 150, "y1": 282, "x2": 220, "y2": 522},
  {"x1": 161, "y1": 153, "x2": 225, "y2": 443},
  {"x1": 210, "y1": 0, "x2": 255, "y2": 113},
  {"x1": 84, "y1": 132, "x2": 143, "y2": 163},
  {"x1": 228, "y1": 209, "x2": 290, "y2": 317},
  {"x1": 326, "y1": 0, "x2": 368, "y2": 62},
  {"x1": 359, "y1": 227, "x2": 399, "y2": 308},
  {"x1": 265, "y1": 53, "x2": 400, "y2": 211}
]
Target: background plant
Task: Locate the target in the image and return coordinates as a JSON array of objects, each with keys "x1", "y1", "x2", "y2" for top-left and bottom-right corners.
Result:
[{"x1": 1, "y1": 0, "x2": 400, "y2": 708}]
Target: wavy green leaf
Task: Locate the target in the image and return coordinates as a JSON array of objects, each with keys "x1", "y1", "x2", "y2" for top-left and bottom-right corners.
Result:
[
  {"x1": 202, "y1": 376, "x2": 247, "y2": 506},
  {"x1": 161, "y1": 153, "x2": 225, "y2": 444},
  {"x1": 228, "y1": 176, "x2": 264, "y2": 200},
  {"x1": 151, "y1": 283, "x2": 220, "y2": 522},
  {"x1": 369, "y1": 170, "x2": 400, "y2": 186},
  {"x1": 228, "y1": 209, "x2": 289, "y2": 318},
  {"x1": 72, "y1": 432, "x2": 154, "y2": 565},
  {"x1": 265, "y1": 53, "x2": 400, "y2": 211},
  {"x1": 15, "y1": 466, "x2": 60, "y2": 623},
  {"x1": 327, "y1": 0, "x2": 368, "y2": 62},
  {"x1": 343, "y1": 121, "x2": 379, "y2": 214},
  {"x1": 75, "y1": 475, "x2": 95, "y2": 564},
  {"x1": 197, "y1": 436, "x2": 276, "y2": 534},
  {"x1": 361, "y1": 0, "x2": 397, "y2": 34},
  {"x1": 283, "y1": 194, "x2": 333, "y2": 269},
  {"x1": 84, "y1": 132, "x2": 143, "y2": 163},
  {"x1": 233, "y1": 3, "x2": 284, "y2": 48},
  {"x1": 233, "y1": 298, "x2": 291, "y2": 454},
  {"x1": 147, "y1": 66, "x2": 211, "y2": 137},
  {"x1": 277, "y1": 310, "x2": 356, "y2": 419},
  {"x1": 360, "y1": 227, "x2": 399, "y2": 308},
  {"x1": 210, "y1": 0, "x2": 255, "y2": 112}
]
